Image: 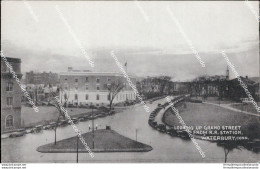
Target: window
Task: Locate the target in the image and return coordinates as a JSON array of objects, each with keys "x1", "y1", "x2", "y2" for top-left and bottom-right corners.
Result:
[
  {"x1": 75, "y1": 94, "x2": 78, "y2": 100},
  {"x1": 97, "y1": 85, "x2": 100, "y2": 90},
  {"x1": 6, "y1": 82, "x2": 13, "y2": 91},
  {"x1": 107, "y1": 94, "x2": 110, "y2": 101},
  {"x1": 107, "y1": 78, "x2": 111, "y2": 82},
  {"x1": 86, "y1": 85, "x2": 89, "y2": 90},
  {"x1": 96, "y1": 94, "x2": 99, "y2": 100},
  {"x1": 75, "y1": 79, "x2": 78, "y2": 83},
  {"x1": 65, "y1": 78, "x2": 67, "y2": 81},
  {"x1": 6, "y1": 115, "x2": 13, "y2": 128},
  {"x1": 86, "y1": 77, "x2": 88, "y2": 82},
  {"x1": 7, "y1": 97, "x2": 13, "y2": 106},
  {"x1": 85, "y1": 94, "x2": 89, "y2": 100},
  {"x1": 96, "y1": 78, "x2": 100, "y2": 83}
]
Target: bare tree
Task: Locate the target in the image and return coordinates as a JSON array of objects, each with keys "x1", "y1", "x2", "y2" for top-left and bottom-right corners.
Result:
[
  {"x1": 49, "y1": 87, "x2": 70, "y2": 145},
  {"x1": 217, "y1": 139, "x2": 240, "y2": 163},
  {"x1": 106, "y1": 80, "x2": 125, "y2": 110}
]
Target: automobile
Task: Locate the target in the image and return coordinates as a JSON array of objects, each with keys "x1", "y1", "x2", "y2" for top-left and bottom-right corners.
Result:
[
  {"x1": 96, "y1": 114, "x2": 104, "y2": 118},
  {"x1": 58, "y1": 119, "x2": 68, "y2": 127},
  {"x1": 33, "y1": 125, "x2": 43, "y2": 133},
  {"x1": 108, "y1": 110, "x2": 115, "y2": 115},
  {"x1": 150, "y1": 121, "x2": 158, "y2": 128},
  {"x1": 166, "y1": 128, "x2": 175, "y2": 134},
  {"x1": 78, "y1": 117, "x2": 85, "y2": 122},
  {"x1": 49, "y1": 122, "x2": 57, "y2": 129},
  {"x1": 71, "y1": 118, "x2": 79, "y2": 124},
  {"x1": 43, "y1": 125, "x2": 51, "y2": 130},
  {"x1": 26, "y1": 128, "x2": 34, "y2": 134},
  {"x1": 98, "y1": 113, "x2": 106, "y2": 118},
  {"x1": 157, "y1": 124, "x2": 166, "y2": 132},
  {"x1": 180, "y1": 131, "x2": 190, "y2": 140},
  {"x1": 9, "y1": 131, "x2": 25, "y2": 138},
  {"x1": 82, "y1": 115, "x2": 91, "y2": 121}
]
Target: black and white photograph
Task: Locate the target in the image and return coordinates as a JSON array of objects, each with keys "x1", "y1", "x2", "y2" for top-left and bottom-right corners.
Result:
[{"x1": 1, "y1": 0, "x2": 259, "y2": 168}]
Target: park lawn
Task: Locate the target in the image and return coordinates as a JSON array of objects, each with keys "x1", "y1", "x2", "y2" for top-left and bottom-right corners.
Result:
[
  {"x1": 37, "y1": 129, "x2": 152, "y2": 152},
  {"x1": 163, "y1": 102, "x2": 260, "y2": 139},
  {"x1": 191, "y1": 96, "x2": 236, "y2": 104},
  {"x1": 230, "y1": 102, "x2": 260, "y2": 114}
]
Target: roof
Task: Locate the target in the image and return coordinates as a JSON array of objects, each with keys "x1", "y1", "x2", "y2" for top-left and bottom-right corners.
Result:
[
  {"x1": 1, "y1": 56, "x2": 21, "y2": 63},
  {"x1": 59, "y1": 71, "x2": 136, "y2": 78}
]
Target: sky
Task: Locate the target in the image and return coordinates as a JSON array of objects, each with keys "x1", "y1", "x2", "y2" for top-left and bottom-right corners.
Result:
[{"x1": 1, "y1": 1, "x2": 259, "y2": 81}]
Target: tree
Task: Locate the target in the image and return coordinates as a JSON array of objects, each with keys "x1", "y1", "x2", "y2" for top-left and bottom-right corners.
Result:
[
  {"x1": 49, "y1": 87, "x2": 70, "y2": 145},
  {"x1": 155, "y1": 76, "x2": 171, "y2": 94},
  {"x1": 106, "y1": 80, "x2": 125, "y2": 110},
  {"x1": 217, "y1": 138, "x2": 241, "y2": 163}
]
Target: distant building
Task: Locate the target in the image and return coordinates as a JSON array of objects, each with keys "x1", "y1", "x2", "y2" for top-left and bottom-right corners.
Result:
[
  {"x1": 59, "y1": 67, "x2": 137, "y2": 107},
  {"x1": 249, "y1": 77, "x2": 260, "y2": 102},
  {"x1": 227, "y1": 76, "x2": 258, "y2": 102},
  {"x1": 1, "y1": 57, "x2": 22, "y2": 133},
  {"x1": 25, "y1": 71, "x2": 59, "y2": 85}
]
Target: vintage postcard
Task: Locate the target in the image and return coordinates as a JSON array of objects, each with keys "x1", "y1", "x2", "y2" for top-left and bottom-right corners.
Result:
[{"x1": 1, "y1": 0, "x2": 259, "y2": 166}]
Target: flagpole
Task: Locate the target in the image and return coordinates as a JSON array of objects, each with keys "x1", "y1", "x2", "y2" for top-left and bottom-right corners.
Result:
[{"x1": 125, "y1": 61, "x2": 127, "y2": 73}]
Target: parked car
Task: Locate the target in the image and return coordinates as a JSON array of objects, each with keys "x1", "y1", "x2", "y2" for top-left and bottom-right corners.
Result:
[
  {"x1": 9, "y1": 131, "x2": 25, "y2": 138},
  {"x1": 33, "y1": 125, "x2": 43, "y2": 133},
  {"x1": 58, "y1": 119, "x2": 68, "y2": 127},
  {"x1": 179, "y1": 130, "x2": 190, "y2": 140},
  {"x1": 71, "y1": 118, "x2": 79, "y2": 124},
  {"x1": 150, "y1": 121, "x2": 158, "y2": 128},
  {"x1": 157, "y1": 124, "x2": 166, "y2": 132},
  {"x1": 78, "y1": 117, "x2": 85, "y2": 122},
  {"x1": 49, "y1": 122, "x2": 57, "y2": 129},
  {"x1": 43, "y1": 125, "x2": 51, "y2": 130},
  {"x1": 82, "y1": 115, "x2": 91, "y2": 121},
  {"x1": 108, "y1": 110, "x2": 115, "y2": 115},
  {"x1": 26, "y1": 128, "x2": 34, "y2": 134}
]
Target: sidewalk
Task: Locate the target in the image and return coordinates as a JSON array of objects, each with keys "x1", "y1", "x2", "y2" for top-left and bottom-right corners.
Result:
[{"x1": 202, "y1": 102, "x2": 260, "y2": 117}]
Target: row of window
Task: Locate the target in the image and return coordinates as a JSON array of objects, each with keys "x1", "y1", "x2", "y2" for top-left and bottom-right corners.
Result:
[
  {"x1": 73, "y1": 93, "x2": 135, "y2": 101},
  {"x1": 65, "y1": 77, "x2": 111, "y2": 83},
  {"x1": 75, "y1": 94, "x2": 105, "y2": 100},
  {"x1": 72, "y1": 85, "x2": 100, "y2": 91}
]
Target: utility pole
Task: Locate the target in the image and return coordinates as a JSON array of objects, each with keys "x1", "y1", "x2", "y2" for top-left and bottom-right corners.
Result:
[
  {"x1": 76, "y1": 136, "x2": 79, "y2": 163},
  {"x1": 92, "y1": 107, "x2": 94, "y2": 150},
  {"x1": 136, "y1": 129, "x2": 138, "y2": 141}
]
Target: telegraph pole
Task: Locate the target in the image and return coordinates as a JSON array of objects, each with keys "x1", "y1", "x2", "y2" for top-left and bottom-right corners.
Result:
[
  {"x1": 136, "y1": 129, "x2": 138, "y2": 141},
  {"x1": 76, "y1": 136, "x2": 79, "y2": 163},
  {"x1": 92, "y1": 107, "x2": 94, "y2": 150}
]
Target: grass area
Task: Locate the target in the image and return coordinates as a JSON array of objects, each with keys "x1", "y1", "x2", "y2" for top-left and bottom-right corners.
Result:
[
  {"x1": 163, "y1": 102, "x2": 260, "y2": 139},
  {"x1": 230, "y1": 102, "x2": 260, "y2": 114},
  {"x1": 192, "y1": 96, "x2": 236, "y2": 104},
  {"x1": 37, "y1": 129, "x2": 152, "y2": 152}
]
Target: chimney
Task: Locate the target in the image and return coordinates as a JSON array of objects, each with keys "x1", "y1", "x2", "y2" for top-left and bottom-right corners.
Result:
[{"x1": 68, "y1": 67, "x2": 73, "y2": 72}]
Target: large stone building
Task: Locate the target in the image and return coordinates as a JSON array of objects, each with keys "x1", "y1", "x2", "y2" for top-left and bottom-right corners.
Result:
[
  {"x1": 59, "y1": 68, "x2": 137, "y2": 107},
  {"x1": 1, "y1": 57, "x2": 22, "y2": 133}
]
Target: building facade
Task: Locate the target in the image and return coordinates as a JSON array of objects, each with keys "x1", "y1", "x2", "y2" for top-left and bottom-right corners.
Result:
[
  {"x1": 59, "y1": 68, "x2": 137, "y2": 107},
  {"x1": 1, "y1": 57, "x2": 22, "y2": 133}
]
